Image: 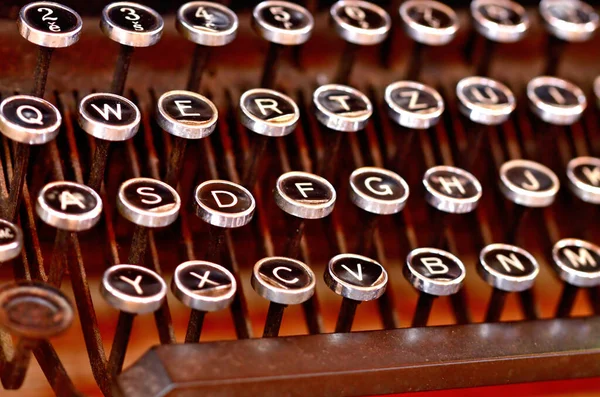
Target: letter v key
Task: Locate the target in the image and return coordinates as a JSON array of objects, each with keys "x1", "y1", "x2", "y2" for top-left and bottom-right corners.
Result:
[{"x1": 342, "y1": 263, "x2": 363, "y2": 281}]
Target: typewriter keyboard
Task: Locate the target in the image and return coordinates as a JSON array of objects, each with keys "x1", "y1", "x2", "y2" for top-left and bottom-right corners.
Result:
[{"x1": 0, "y1": 1, "x2": 600, "y2": 396}]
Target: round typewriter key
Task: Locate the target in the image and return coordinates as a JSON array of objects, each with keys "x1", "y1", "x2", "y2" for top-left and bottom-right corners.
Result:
[
  {"x1": 423, "y1": 166, "x2": 482, "y2": 214},
  {"x1": 567, "y1": 156, "x2": 600, "y2": 204},
  {"x1": 101, "y1": 2, "x2": 163, "y2": 95},
  {"x1": 157, "y1": 90, "x2": 218, "y2": 186},
  {"x1": 552, "y1": 238, "x2": 600, "y2": 317},
  {"x1": 400, "y1": 0, "x2": 459, "y2": 46},
  {"x1": 350, "y1": 167, "x2": 409, "y2": 216},
  {"x1": 253, "y1": 1, "x2": 313, "y2": 88},
  {"x1": 478, "y1": 244, "x2": 539, "y2": 322},
  {"x1": 0, "y1": 220, "x2": 23, "y2": 264},
  {"x1": 325, "y1": 253, "x2": 387, "y2": 332},
  {"x1": 0, "y1": 95, "x2": 61, "y2": 145},
  {"x1": 404, "y1": 248, "x2": 465, "y2": 326},
  {"x1": 18, "y1": 2, "x2": 82, "y2": 98},
  {"x1": 239, "y1": 88, "x2": 299, "y2": 187},
  {"x1": 177, "y1": 2, "x2": 238, "y2": 91},
  {"x1": 471, "y1": 0, "x2": 529, "y2": 43},
  {"x1": 456, "y1": 76, "x2": 516, "y2": 126},
  {"x1": 117, "y1": 178, "x2": 180, "y2": 266},
  {"x1": 527, "y1": 76, "x2": 586, "y2": 126},
  {"x1": 385, "y1": 81, "x2": 444, "y2": 130},
  {"x1": 101, "y1": 264, "x2": 167, "y2": 374},
  {"x1": 499, "y1": 159, "x2": 560, "y2": 208},
  {"x1": 172, "y1": 260, "x2": 237, "y2": 343},
  {"x1": 252, "y1": 256, "x2": 315, "y2": 337},
  {"x1": 540, "y1": 0, "x2": 598, "y2": 42},
  {"x1": 330, "y1": 1, "x2": 390, "y2": 84},
  {"x1": 195, "y1": 180, "x2": 255, "y2": 263},
  {"x1": 313, "y1": 84, "x2": 372, "y2": 133}
]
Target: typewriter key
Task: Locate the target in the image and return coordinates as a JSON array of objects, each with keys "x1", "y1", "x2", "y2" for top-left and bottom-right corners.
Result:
[
  {"x1": 252, "y1": 257, "x2": 316, "y2": 337},
  {"x1": 117, "y1": 178, "x2": 181, "y2": 265},
  {"x1": 330, "y1": 1, "x2": 391, "y2": 84},
  {"x1": 274, "y1": 171, "x2": 336, "y2": 258},
  {"x1": 0, "y1": 95, "x2": 61, "y2": 221},
  {"x1": 404, "y1": 248, "x2": 466, "y2": 327},
  {"x1": 456, "y1": 76, "x2": 516, "y2": 126},
  {"x1": 324, "y1": 253, "x2": 387, "y2": 333},
  {"x1": 156, "y1": 90, "x2": 218, "y2": 186},
  {"x1": 400, "y1": 0, "x2": 459, "y2": 80},
  {"x1": 385, "y1": 81, "x2": 444, "y2": 130},
  {"x1": 239, "y1": 88, "x2": 299, "y2": 188},
  {"x1": 313, "y1": 84, "x2": 372, "y2": 177},
  {"x1": 540, "y1": 0, "x2": 598, "y2": 43},
  {"x1": 36, "y1": 181, "x2": 103, "y2": 285},
  {"x1": 0, "y1": 220, "x2": 23, "y2": 264},
  {"x1": 0, "y1": 281, "x2": 73, "y2": 389},
  {"x1": 566, "y1": 156, "x2": 600, "y2": 204},
  {"x1": 101, "y1": 2, "x2": 164, "y2": 94},
  {"x1": 195, "y1": 180, "x2": 255, "y2": 262},
  {"x1": 349, "y1": 167, "x2": 409, "y2": 255},
  {"x1": 177, "y1": 2, "x2": 238, "y2": 91},
  {"x1": 478, "y1": 244, "x2": 539, "y2": 322},
  {"x1": 552, "y1": 238, "x2": 600, "y2": 317},
  {"x1": 101, "y1": 264, "x2": 167, "y2": 374},
  {"x1": 78, "y1": 93, "x2": 141, "y2": 190},
  {"x1": 527, "y1": 76, "x2": 586, "y2": 126},
  {"x1": 468, "y1": 0, "x2": 529, "y2": 75},
  {"x1": 18, "y1": 2, "x2": 82, "y2": 97},
  {"x1": 172, "y1": 261, "x2": 236, "y2": 343},
  {"x1": 252, "y1": 1, "x2": 314, "y2": 88}
]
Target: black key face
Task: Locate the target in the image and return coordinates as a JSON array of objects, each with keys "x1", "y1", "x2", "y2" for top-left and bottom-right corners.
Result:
[
  {"x1": 547, "y1": 3, "x2": 594, "y2": 24},
  {"x1": 315, "y1": 88, "x2": 370, "y2": 117},
  {"x1": 42, "y1": 183, "x2": 100, "y2": 216},
  {"x1": 351, "y1": 169, "x2": 407, "y2": 202},
  {"x1": 258, "y1": 3, "x2": 312, "y2": 31},
  {"x1": 425, "y1": 169, "x2": 481, "y2": 200},
  {"x1": 408, "y1": 251, "x2": 464, "y2": 282},
  {"x1": 121, "y1": 180, "x2": 178, "y2": 213},
  {"x1": 555, "y1": 243, "x2": 600, "y2": 274},
  {"x1": 533, "y1": 85, "x2": 580, "y2": 107},
  {"x1": 107, "y1": 3, "x2": 162, "y2": 33},
  {"x1": 330, "y1": 256, "x2": 384, "y2": 288},
  {"x1": 242, "y1": 91, "x2": 298, "y2": 124},
  {"x1": 106, "y1": 266, "x2": 164, "y2": 298},
  {"x1": 0, "y1": 220, "x2": 20, "y2": 248},
  {"x1": 481, "y1": 247, "x2": 537, "y2": 278},
  {"x1": 407, "y1": 3, "x2": 454, "y2": 29},
  {"x1": 176, "y1": 263, "x2": 234, "y2": 297},
  {"x1": 388, "y1": 86, "x2": 440, "y2": 114},
  {"x1": 1, "y1": 97, "x2": 59, "y2": 131},
  {"x1": 256, "y1": 258, "x2": 313, "y2": 290},
  {"x1": 460, "y1": 83, "x2": 511, "y2": 108},
  {"x1": 181, "y1": 3, "x2": 236, "y2": 33},
  {"x1": 0, "y1": 282, "x2": 72, "y2": 338},
  {"x1": 504, "y1": 166, "x2": 555, "y2": 193},
  {"x1": 196, "y1": 181, "x2": 254, "y2": 215},
  {"x1": 280, "y1": 175, "x2": 334, "y2": 205},
  {"x1": 333, "y1": 4, "x2": 388, "y2": 30},
  {"x1": 23, "y1": 2, "x2": 80, "y2": 34},
  {"x1": 160, "y1": 93, "x2": 216, "y2": 124},
  {"x1": 478, "y1": 3, "x2": 523, "y2": 26},
  {"x1": 571, "y1": 161, "x2": 600, "y2": 187},
  {"x1": 81, "y1": 94, "x2": 139, "y2": 127}
]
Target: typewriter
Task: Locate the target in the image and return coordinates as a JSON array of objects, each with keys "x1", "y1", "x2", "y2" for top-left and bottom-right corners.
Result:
[{"x1": 0, "y1": 0, "x2": 599, "y2": 396}]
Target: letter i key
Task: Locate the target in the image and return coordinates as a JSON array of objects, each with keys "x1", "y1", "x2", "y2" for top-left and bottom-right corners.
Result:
[
  {"x1": 78, "y1": 93, "x2": 141, "y2": 191},
  {"x1": 252, "y1": 257, "x2": 316, "y2": 337},
  {"x1": 324, "y1": 254, "x2": 388, "y2": 332},
  {"x1": 35, "y1": 181, "x2": 103, "y2": 286},
  {"x1": 551, "y1": 239, "x2": 600, "y2": 317},
  {"x1": 101, "y1": 2, "x2": 164, "y2": 95},
  {"x1": 0, "y1": 96, "x2": 61, "y2": 221},
  {"x1": 176, "y1": 2, "x2": 238, "y2": 92},
  {"x1": 156, "y1": 90, "x2": 218, "y2": 187},
  {"x1": 252, "y1": 1, "x2": 314, "y2": 88},
  {"x1": 404, "y1": 248, "x2": 466, "y2": 327},
  {"x1": 172, "y1": 261, "x2": 236, "y2": 343},
  {"x1": 101, "y1": 264, "x2": 167, "y2": 375},
  {"x1": 239, "y1": 88, "x2": 300, "y2": 188},
  {"x1": 18, "y1": 2, "x2": 83, "y2": 97}
]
